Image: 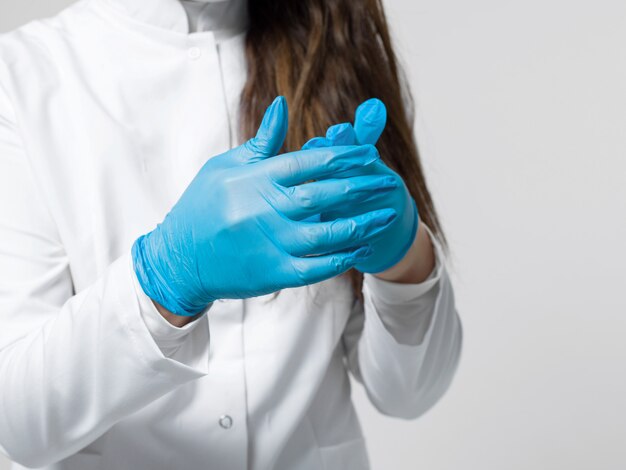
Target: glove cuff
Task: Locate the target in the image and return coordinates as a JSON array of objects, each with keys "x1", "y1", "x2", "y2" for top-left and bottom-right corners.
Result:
[
  {"x1": 131, "y1": 232, "x2": 208, "y2": 317},
  {"x1": 365, "y1": 197, "x2": 419, "y2": 274}
]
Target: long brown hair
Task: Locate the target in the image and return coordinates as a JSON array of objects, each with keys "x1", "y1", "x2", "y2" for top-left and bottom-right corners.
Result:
[{"x1": 240, "y1": 0, "x2": 446, "y2": 297}]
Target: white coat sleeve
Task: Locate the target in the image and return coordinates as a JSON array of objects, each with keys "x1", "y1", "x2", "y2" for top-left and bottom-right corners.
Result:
[
  {"x1": 0, "y1": 83, "x2": 209, "y2": 467},
  {"x1": 342, "y1": 224, "x2": 463, "y2": 420}
]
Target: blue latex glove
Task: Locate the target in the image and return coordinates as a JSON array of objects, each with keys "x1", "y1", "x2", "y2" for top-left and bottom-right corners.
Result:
[
  {"x1": 302, "y1": 98, "x2": 419, "y2": 274},
  {"x1": 132, "y1": 97, "x2": 400, "y2": 316}
]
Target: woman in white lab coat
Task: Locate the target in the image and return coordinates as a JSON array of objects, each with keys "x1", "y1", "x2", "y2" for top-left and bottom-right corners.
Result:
[{"x1": 0, "y1": 0, "x2": 462, "y2": 469}]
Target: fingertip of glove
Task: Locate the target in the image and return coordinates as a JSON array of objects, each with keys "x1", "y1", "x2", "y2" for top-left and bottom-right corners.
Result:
[
  {"x1": 356, "y1": 98, "x2": 386, "y2": 123},
  {"x1": 326, "y1": 122, "x2": 354, "y2": 141}
]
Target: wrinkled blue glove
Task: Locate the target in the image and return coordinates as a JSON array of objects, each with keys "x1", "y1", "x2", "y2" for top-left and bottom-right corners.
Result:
[
  {"x1": 303, "y1": 98, "x2": 419, "y2": 274},
  {"x1": 132, "y1": 97, "x2": 400, "y2": 316}
]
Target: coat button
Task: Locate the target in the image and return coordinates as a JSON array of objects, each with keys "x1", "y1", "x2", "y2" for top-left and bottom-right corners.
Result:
[
  {"x1": 187, "y1": 47, "x2": 201, "y2": 60},
  {"x1": 219, "y1": 415, "x2": 233, "y2": 429}
]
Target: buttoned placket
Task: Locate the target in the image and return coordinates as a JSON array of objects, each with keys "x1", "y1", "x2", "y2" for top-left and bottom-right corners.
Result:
[
  {"x1": 182, "y1": 34, "x2": 249, "y2": 470},
  {"x1": 202, "y1": 298, "x2": 248, "y2": 470}
]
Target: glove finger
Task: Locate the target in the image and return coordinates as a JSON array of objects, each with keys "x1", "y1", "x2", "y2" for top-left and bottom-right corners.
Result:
[
  {"x1": 287, "y1": 245, "x2": 373, "y2": 285},
  {"x1": 282, "y1": 208, "x2": 397, "y2": 257},
  {"x1": 264, "y1": 145, "x2": 379, "y2": 187},
  {"x1": 273, "y1": 174, "x2": 398, "y2": 220},
  {"x1": 302, "y1": 136, "x2": 332, "y2": 150},
  {"x1": 326, "y1": 123, "x2": 357, "y2": 145},
  {"x1": 354, "y1": 98, "x2": 387, "y2": 145}
]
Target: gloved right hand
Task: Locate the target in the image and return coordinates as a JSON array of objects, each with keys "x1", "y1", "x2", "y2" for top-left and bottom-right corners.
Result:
[{"x1": 132, "y1": 97, "x2": 400, "y2": 316}]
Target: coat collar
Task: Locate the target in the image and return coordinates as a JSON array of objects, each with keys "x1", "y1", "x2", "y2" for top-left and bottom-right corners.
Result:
[{"x1": 101, "y1": 0, "x2": 248, "y2": 38}]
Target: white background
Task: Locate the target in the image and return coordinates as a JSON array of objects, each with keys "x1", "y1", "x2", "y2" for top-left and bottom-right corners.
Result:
[{"x1": 1, "y1": 1, "x2": 625, "y2": 469}]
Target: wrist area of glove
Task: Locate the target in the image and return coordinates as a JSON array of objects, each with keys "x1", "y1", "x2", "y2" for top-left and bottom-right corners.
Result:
[
  {"x1": 131, "y1": 232, "x2": 211, "y2": 317},
  {"x1": 357, "y1": 197, "x2": 420, "y2": 274}
]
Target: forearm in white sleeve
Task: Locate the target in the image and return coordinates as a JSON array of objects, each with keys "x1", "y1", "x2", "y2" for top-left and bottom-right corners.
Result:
[{"x1": 342, "y1": 225, "x2": 463, "y2": 419}]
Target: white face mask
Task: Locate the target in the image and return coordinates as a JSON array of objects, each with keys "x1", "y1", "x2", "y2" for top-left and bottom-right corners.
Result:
[{"x1": 179, "y1": 0, "x2": 247, "y2": 36}]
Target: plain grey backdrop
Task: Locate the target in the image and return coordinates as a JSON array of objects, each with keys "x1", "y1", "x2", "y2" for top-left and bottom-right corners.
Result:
[{"x1": 1, "y1": 1, "x2": 625, "y2": 469}]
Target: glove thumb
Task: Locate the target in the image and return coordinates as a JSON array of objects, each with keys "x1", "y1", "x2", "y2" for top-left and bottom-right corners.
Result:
[
  {"x1": 354, "y1": 98, "x2": 387, "y2": 145},
  {"x1": 242, "y1": 96, "x2": 288, "y2": 163}
]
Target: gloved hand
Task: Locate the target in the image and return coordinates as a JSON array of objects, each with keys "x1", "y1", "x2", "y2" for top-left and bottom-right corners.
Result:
[
  {"x1": 302, "y1": 98, "x2": 419, "y2": 274},
  {"x1": 132, "y1": 97, "x2": 400, "y2": 316}
]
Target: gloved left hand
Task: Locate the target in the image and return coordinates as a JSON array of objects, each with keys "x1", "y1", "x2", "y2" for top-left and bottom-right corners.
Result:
[{"x1": 302, "y1": 99, "x2": 419, "y2": 274}]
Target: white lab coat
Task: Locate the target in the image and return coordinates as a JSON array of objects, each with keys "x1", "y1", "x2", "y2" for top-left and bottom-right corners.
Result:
[{"x1": 0, "y1": 0, "x2": 463, "y2": 469}]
